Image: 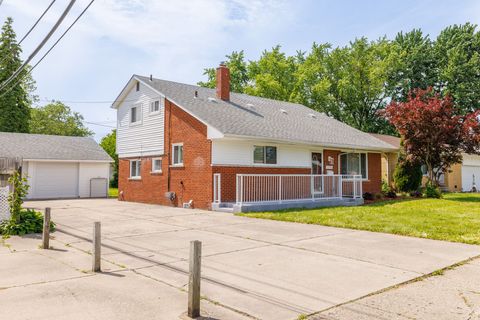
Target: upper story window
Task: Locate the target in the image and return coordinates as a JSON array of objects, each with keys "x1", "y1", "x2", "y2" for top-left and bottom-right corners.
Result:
[
  {"x1": 172, "y1": 143, "x2": 184, "y2": 166},
  {"x1": 150, "y1": 99, "x2": 161, "y2": 114},
  {"x1": 136, "y1": 81, "x2": 140, "y2": 91},
  {"x1": 254, "y1": 146, "x2": 277, "y2": 164},
  {"x1": 340, "y1": 153, "x2": 367, "y2": 179},
  {"x1": 130, "y1": 105, "x2": 141, "y2": 124},
  {"x1": 152, "y1": 157, "x2": 162, "y2": 173},
  {"x1": 130, "y1": 160, "x2": 141, "y2": 179}
]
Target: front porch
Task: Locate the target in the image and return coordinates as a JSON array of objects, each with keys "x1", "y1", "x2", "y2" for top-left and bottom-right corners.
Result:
[{"x1": 212, "y1": 174, "x2": 364, "y2": 213}]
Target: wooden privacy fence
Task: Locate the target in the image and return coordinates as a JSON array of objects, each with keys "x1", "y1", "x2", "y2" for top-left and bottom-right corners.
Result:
[{"x1": 0, "y1": 186, "x2": 10, "y2": 221}]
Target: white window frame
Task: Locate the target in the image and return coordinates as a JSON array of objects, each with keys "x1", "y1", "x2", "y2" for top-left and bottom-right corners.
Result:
[
  {"x1": 253, "y1": 145, "x2": 277, "y2": 165},
  {"x1": 151, "y1": 157, "x2": 162, "y2": 173},
  {"x1": 130, "y1": 159, "x2": 141, "y2": 179},
  {"x1": 149, "y1": 99, "x2": 162, "y2": 115},
  {"x1": 172, "y1": 143, "x2": 184, "y2": 166},
  {"x1": 130, "y1": 104, "x2": 142, "y2": 126},
  {"x1": 339, "y1": 152, "x2": 368, "y2": 180}
]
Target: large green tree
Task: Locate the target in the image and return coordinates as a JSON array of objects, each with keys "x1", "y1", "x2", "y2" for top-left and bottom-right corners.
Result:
[
  {"x1": 197, "y1": 51, "x2": 249, "y2": 93},
  {"x1": 245, "y1": 45, "x2": 301, "y2": 101},
  {"x1": 29, "y1": 101, "x2": 93, "y2": 136},
  {"x1": 0, "y1": 17, "x2": 34, "y2": 133},
  {"x1": 434, "y1": 23, "x2": 480, "y2": 114},
  {"x1": 100, "y1": 130, "x2": 118, "y2": 188},
  {"x1": 386, "y1": 29, "x2": 436, "y2": 102}
]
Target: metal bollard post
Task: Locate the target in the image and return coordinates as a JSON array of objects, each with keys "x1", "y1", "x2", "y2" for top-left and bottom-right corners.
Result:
[
  {"x1": 188, "y1": 240, "x2": 202, "y2": 318},
  {"x1": 42, "y1": 208, "x2": 51, "y2": 249},
  {"x1": 92, "y1": 221, "x2": 101, "y2": 272}
]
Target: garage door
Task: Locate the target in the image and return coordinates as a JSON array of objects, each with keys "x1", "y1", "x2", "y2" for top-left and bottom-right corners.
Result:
[
  {"x1": 462, "y1": 165, "x2": 480, "y2": 192},
  {"x1": 33, "y1": 162, "x2": 79, "y2": 199}
]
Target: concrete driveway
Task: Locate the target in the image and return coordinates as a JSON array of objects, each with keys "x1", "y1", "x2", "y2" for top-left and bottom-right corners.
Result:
[{"x1": 2, "y1": 199, "x2": 480, "y2": 320}]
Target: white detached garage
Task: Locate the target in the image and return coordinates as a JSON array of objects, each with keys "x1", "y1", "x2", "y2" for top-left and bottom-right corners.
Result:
[
  {"x1": 462, "y1": 154, "x2": 480, "y2": 192},
  {"x1": 0, "y1": 132, "x2": 112, "y2": 199}
]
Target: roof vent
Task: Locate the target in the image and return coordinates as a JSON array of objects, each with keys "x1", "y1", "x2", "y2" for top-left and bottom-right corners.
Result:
[
  {"x1": 246, "y1": 103, "x2": 254, "y2": 108},
  {"x1": 308, "y1": 113, "x2": 317, "y2": 119},
  {"x1": 194, "y1": 91, "x2": 198, "y2": 98},
  {"x1": 149, "y1": 74, "x2": 153, "y2": 81},
  {"x1": 207, "y1": 97, "x2": 217, "y2": 103},
  {"x1": 280, "y1": 109, "x2": 288, "y2": 114}
]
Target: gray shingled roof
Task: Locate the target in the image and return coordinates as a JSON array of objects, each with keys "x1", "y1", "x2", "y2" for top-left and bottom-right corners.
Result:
[
  {"x1": 135, "y1": 75, "x2": 396, "y2": 151},
  {"x1": 0, "y1": 132, "x2": 112, "y2": 161}
]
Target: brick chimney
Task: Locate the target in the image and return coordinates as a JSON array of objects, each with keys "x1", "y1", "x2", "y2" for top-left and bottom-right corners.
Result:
[{"x1": 216, "y1": 62, "x2": 230, "y2": 101}]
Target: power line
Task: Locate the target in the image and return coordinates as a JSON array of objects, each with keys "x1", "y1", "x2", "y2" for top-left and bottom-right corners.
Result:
[
  {"x1": 0, "y1": 0, "x2": 94, "y2": 98},
  {"x1": 0, "y1": 0, "x2": 76, "y2": 92},
  {"x1": 0, "y1": 1, "x2": 56, "y2": 68},
  {"x1": 19, "y1": 1, "x2": 57, "y2": 45},
  {"x1": 84, "y1": 121, "x2": 115, "y2": 128}
]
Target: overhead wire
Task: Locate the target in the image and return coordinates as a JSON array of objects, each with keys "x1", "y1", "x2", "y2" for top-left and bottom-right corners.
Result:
[{"x1": 0, "y1": 0, "x2": 76, "y2": 92}]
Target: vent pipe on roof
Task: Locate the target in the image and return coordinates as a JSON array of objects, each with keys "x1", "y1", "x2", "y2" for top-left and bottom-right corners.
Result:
[
  {"x1": 216, "y1": 62, "x2": 230, "y2": 101},
  {"x1": 149, "y1": 74, "x2": 153, "y2": 81},
  {"x1": 194, "y1": 90, "x2": 198, "y2": 98}
]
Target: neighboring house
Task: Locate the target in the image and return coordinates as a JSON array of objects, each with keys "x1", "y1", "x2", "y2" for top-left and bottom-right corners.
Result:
[
  {"x1": 371, "y1": 133, "x2": 480, "y2": 192},
  {"x1": 112, "y1": 64, "x2": 396, "y2": 212},
  {"x1": 0, "y1": 132, "x2": 112, "y2": 199}
]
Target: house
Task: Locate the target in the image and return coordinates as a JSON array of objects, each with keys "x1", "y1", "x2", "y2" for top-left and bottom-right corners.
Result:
[
  {"x1": 112, "y1": 64, "x2": 397, "y2": 212},
  {"x1": 371, "y1": 133, "x2": 480, "y2": 192},
  {"x1": 0, "y1": 132, "x2": 112, "y2": 199}
]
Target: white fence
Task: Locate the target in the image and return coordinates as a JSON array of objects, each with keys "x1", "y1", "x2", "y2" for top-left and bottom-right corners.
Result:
[
  {"x1": 0, "y1": 186, "x2": 10, "y2": 222},
  {"x1": 235, "y1": 174, "x2": 362, "y2": 204}
]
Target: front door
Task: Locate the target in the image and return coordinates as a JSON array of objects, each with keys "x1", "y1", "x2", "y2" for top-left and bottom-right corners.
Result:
[{"x1": 312, "y1": 153, "x2": 323, "y2": 194}]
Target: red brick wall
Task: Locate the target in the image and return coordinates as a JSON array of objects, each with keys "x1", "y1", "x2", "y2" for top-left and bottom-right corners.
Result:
[
  {"x1": 118, "y1": 99, "x2": 213, "y2": 209},
  {"x1": 364, "y1": 153, "x2": 382, "y2": 194}
]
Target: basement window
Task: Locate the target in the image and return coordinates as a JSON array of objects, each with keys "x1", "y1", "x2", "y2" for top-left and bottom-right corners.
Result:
[
  {"x1": 130, "y1": 160, "x2": 141, "y2": 179},
  {"x1": 254, "y1": 146, "x2": 277, "y2": 164}
]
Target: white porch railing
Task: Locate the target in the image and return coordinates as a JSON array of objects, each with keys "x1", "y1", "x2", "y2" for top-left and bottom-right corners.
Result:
[
  {"x1": 235, "y1": 174, "x2": 362, "y2": 205},
  {"x1": 213, "y1": 173, "x2": 221, "y2": 203}
]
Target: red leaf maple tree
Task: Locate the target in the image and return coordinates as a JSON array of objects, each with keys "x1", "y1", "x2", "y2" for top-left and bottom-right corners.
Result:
[{"x1": 384, "y1": 88, "x2": 480, "y2": 185}]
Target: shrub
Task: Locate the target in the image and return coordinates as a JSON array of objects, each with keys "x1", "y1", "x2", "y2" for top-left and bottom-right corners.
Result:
[
  {"x1": 381, "y1": 179, "x2": 390, "y2": 194},
  {"x1": 393, "y1": 159, "x2": 423, "y2": 193},
  {"x1": 424, "y1": 183, "x2": 442, "y2": 198},
  {"x1": 385, "y1": 189, "x2": 397, "y2": 198},
  {"x1": 374, "y1": 193, "x2": 384, "y2": 200},
  {"x1": 409, "y1": 190, "x2": 423, "y2": 198},
  {"x1": 0, "y1": 209, "x2": 55, "y2": 236},
  {"x1": 363, "y1": 192, "x2": 374, "y2": 201},
  {"x1": 8, "y1": 171, "x2": 29, "y2": 223}
]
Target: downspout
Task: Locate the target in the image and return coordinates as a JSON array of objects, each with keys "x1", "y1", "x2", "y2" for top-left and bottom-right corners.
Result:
[{"x1": 167, "y1": 100, "x2": 172, "y2": 191}]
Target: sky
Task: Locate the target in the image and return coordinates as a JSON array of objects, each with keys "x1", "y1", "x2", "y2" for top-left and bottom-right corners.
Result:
[{"x1": 1, "y1": 0, "x2": 480, "y2": 141}]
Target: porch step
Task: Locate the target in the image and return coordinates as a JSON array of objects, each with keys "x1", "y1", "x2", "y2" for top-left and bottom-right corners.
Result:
[{"x1": 214, "y1": 207, "x2": 235, "y2": 213}]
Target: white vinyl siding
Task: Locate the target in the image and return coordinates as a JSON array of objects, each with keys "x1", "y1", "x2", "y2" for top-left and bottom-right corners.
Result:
[
  {"x1": 212, "y1": 140, "x2": 310, "y2": 167},
  {"x1": 117, "y1": 83, "x2": 165, "y2": 158}
]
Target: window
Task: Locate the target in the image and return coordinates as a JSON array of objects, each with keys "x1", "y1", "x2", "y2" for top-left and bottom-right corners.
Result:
[
  {"x1": 130, "y1": 105, "x2": 141, "y2": 124},
  {"x1": 130, "y1": 160, "x2": 141, "y2": 179},
  {"x1": 136, "y1": 81, "x2": 140, "y2": 91},
  {"x1": 152, "y1": 158, "x2": 162, "y2": 173},
  {"x1": 150, "y1": 100, "x2": 160, "y2": 113},
  {"x1": 254, "y1": 146, "x2": 277, "y2": 164},
  {"x1": 340, "y1": 153, "x2": 367, "y2": 179},
  {"x1": 172, "y1": 143, "x2": 183, "y2": 166}
]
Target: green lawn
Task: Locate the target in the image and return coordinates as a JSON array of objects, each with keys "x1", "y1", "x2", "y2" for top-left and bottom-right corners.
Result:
[
  {"x1": 108, "y1": 188, "x2": 118, "y2": 198},
  {"x1": 239, "y1": 193, "x2": 480, "y2": 245}
]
